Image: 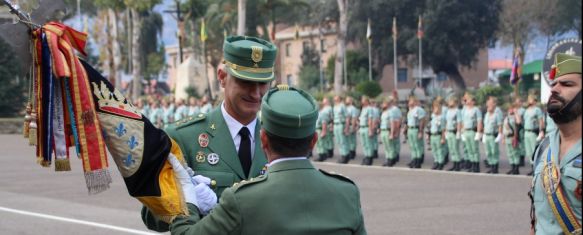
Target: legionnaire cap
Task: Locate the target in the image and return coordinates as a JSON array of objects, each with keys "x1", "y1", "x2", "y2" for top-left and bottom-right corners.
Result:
[
  {"x1": 260, "y1": 85, "x2": 318, "y2": 139},
  {"x1": 550, "y1": 53, "x2": 582, "y2": 80},
  {"x1": 223, "y1": 35, "x2": 277, "y2": 82}
]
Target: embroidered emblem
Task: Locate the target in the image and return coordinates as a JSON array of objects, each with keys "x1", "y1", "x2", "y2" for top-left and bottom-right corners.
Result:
[
  {"x1": 251, "y1": 46, "x2": 263, "y2": 67},
  {"x1": 127, "y1": 135, "x2": 139, "y2": 150},
  {"x1": 115, "y1": 122, "x2": 127, "y2": 137},
  {"x1": 207, "y1": 153, "x2": 220, "y2": 165},
  {"x1": 210, "y1": 123, "x2": 216, "y2": 130},
  {"x1": 198, "y1": 133, "x2": 209, "y2": 148},
  {"x1": 123, "y1": 153, "x2": 135, "y2": 167},
  {"x1": 259, "y1": 165, "x2": 268, "y2": 175},
  {"x1": 196, "y1": 151, "x2": 206, "y2": 163},
  {"x1": 92, "y1": 81, "x2": 141, "y2": 119}
]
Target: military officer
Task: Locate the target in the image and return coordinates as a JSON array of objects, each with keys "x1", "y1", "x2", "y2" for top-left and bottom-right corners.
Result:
[
  {"x1": 321, "y1": 97, "x2": 335, "y2": 158},
  {"x1": 514, "y1": 97, "x2": 527, "y2": 166},
  {"x1": 524, "y1": 94, "x2": 545, "y2": 175},
  {"x1": 370, "y1": 100, "x2": 381, "y2": 159},
  {"x1": 530, "y1": 53, "x2": 581, "y2": 235},
  {"x1": 334, "y1": 96, "x2": 351, "y2": 163},
  {"x1": 405, "y1": 96, "x2": 426, "y2": 168},
  {"x1": 482, "y1": 96, "x2": 503, "y2": 174},
  {"x1": 502, "y1": 105, "x2": 520, "y2": 175},
  {"x1": 359, "y1": 96, "x2": 375, "y2": 165},
  {"x1": 445, "y1": 96, "x2": 462, "y2": 171},
  {"x1": 141, "y1": 36, "x2": 275, "y2": 232},
  {"x1": 346, "y1": 96, "x2": 360, "y2": 159},
  {"x1": 429, "y1": 100, "x2": 446, "y2": 170},
  {"x1": 315, "y1": 100, "x2": 330, "y2": 161},
  {"x1": 460, "y1": 95, "x2": 483, "y2": 173},
  {"x1": 381, "y1": 96, "x2": 401, "y2": 166},
  {"x1": 169, "y1": 85, "x2": 367, "y2": 235}
]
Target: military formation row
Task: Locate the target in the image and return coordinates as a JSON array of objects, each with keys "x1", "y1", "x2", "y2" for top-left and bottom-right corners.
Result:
[{"x1": 313, "y1": 93, "x2": 555, "y2": 175}]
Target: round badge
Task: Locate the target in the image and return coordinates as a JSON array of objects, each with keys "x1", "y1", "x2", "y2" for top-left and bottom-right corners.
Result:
[
  {"x1": 198, "y1": 133, "x2": 209, "y2": 148},
  {"x1": 207, "y1": 153, "x2": 220, "y2": 165},
  {"x1": 196, "y1": 151, "x2": 206, "y2": 163}
]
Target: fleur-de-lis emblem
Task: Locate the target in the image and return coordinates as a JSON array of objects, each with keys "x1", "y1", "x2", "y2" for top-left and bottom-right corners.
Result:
[
  {"x1": 127, "y1": 135, "x2": 139, "y2": 150},
  {"x1": 115, "y1": 122, "x2": 127, "y2": 137},
  {"x1": 123, "y1": 153, "x2": 135, "y2": 167}
]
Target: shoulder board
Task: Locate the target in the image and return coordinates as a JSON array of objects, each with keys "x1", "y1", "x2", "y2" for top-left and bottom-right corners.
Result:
[
  {"x1": 174, "y1": 113, "x2": 207, "y2": 129},
  {"x1": 319, "y1": 169, "x2": 355, "y2": 185},
  {"x1": 231, "y1": 175, "x2": 268, "y2": 192}
]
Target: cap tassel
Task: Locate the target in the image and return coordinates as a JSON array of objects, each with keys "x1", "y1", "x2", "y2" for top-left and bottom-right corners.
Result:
[{"x1": 549, "y1": 65, "x2": 557, "y2": 80}]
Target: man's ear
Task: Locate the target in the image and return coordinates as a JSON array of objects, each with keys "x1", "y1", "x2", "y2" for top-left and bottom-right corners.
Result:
[
  {"x1": 260, "y1": 129, "x2": 269, "y2": 152},
  {"x1": 309, "y1": 133, "x2": 318, "y2": 149},
  {"x1": 217, "y1": 64, "x2": 227, "y2": 88}
]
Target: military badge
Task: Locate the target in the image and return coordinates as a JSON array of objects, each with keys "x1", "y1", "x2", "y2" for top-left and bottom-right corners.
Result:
[
  {"x1": 207, "y1": 153, "x2": 220, "y2": 165},
  {"x1": 259, "y1": 165, "x2": 268, "y2": 175},
  {"x1": 196, "y1": 151, "x2": 206, "y2": 163},
  {"x1": 198, "y1": 133, "x2": 209, "y2": 148}
]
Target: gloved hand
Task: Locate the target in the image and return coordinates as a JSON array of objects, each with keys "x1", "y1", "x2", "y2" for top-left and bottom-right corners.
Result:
[
  {"x1": 168, "y1": 154, "x2": 217, "y2": 215},
  {"x1": 481, "y1": 134, "x2": 487, "y2": 144},
  {"x1": 474, "y1": 132, "x2": 481, "y2": 141},
  {"x1": 536, "y1": 132, "x2": 544, "y2": 142},
  {"x1": 495, "y1": 134, "x2": 502, "y2": 143},
  {"x1": 456, "y1": 132, "x2": 461, "y2": 140},
  {"x1": 461, "y1": 133, "x2": 466, "y2": 142}
]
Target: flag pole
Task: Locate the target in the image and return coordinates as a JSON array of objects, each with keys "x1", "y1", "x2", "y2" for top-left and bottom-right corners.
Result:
[
  {"x1": 418, "y1": 15, "x2": 422, "y2": 88},
  {"x1": 393, "y1": 17, "x2": 398, "y2": 92},
  {"x1": 367, "y1": 19, "x2": 372, "y2": 81}
]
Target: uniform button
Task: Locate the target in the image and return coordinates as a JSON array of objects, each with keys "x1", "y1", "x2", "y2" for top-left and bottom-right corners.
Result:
[{"x1": 210, "y1": 180, "x2": 217, "y2": 187}]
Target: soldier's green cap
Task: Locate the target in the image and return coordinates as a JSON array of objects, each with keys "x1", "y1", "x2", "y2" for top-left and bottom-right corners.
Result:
[
  {"x1": 552, "y1": 53, "x2": 582, "y2": 80},
  {"x1": 223, "y1": 35, "x2": 277, "y2": 82},
  {"x1": 260, "y1": 85, "x2": 319, "y2": 139}
]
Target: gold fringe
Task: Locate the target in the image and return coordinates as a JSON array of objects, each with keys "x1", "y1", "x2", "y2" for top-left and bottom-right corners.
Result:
[
  {"x1": 23, "y1": 104, "x2": 31, "y2": 138},
  {"x1": 23, "y1": 120, "x2": 30, "y2": 138},
  {"x1": 55, "y1": 158, "x2": 71, "y2": 171},
  {"x1": 84, "y1": 169, "x2": 112, "y2": 194},
  {"x1": 40, "y1": 160, "x2": 51, "y2": 167}
]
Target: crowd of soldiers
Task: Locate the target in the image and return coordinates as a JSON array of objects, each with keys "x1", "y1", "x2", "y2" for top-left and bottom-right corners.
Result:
[
  {"x1": 313, "y1": 92, "x2": 556, "y2": 175},
  {"x1": 135, "y1": 95, "x2": 214, "y2": 128}
]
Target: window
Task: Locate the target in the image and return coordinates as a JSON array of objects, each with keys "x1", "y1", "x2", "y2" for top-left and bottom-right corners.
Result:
[
  {"x1": 302, "y1": 41, "x2": 310, "y2": 51},
  {"x1": 436, "y1": 72, "x2": 448, "y2": 81},
  {"x1": 285, "y1": 43, "x2": 291, "y2": 57},
  {"x1": 287, "y1": 74, "x2": 293, "y2": 85},
  {"x1": 320, "y1": 39, "x2": 326, "y2": 53},
  {"x1": 398, "y1": 68, "x2": 407, "y2": 83}
]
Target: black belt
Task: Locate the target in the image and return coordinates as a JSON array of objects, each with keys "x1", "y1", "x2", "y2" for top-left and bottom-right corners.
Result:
[
  {"x1": 408, "y1": 126, "x2": 419, "y2": 129},
  {"x1": 360, "y1": 125, "x2": 368, "y2": 128},
  {"x1": 525, "y1": 129, "x2": 539, "y2": 133},
  {"x1": 447, "y1": 130, "x2": 456, "y2": 133},
  {"x1": 334, "y1": 122, "x2": 344, "y2": 124},
  {"x1": 506, "y1": 134, "x2": 514, "y2": 137},
  {"x1": 381, "y1": 128, "x2": 389, "y2": 131},
  {"x1": 430, "y1": 132, "x2": 442, "y2": 136},
  {"x1": 464, "y1": 128, "x2": 477, "y2": 132},
  {"x1": 484, "y1": 132, "x2": 498, "y2": 136}
]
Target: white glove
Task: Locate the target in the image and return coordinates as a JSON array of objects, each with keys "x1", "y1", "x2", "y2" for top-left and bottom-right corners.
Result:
[
  {"x1": 456, "y1": 132, "x2": 461, "y2": 140},
  {"x1": 168, "y1": 154, "x2": 217, "y2": 215},
  {"x1": 495, "y1": 134, "x2": 501, "y2": 143},
  {"x1": 536, "y1": 132, "x2": 544, "y2": 142},
  {"x1": 481, "y1": 135, "x2": 487, "y2": 144},
  {"x1": 474, "y1": 132, "x2": 481, "y2": 141},
  {"x1": 461, "y1": 133, "x2": 466, "y2": 142}
]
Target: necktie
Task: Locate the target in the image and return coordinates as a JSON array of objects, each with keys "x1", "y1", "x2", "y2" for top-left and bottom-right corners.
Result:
[{"x1": 238, "y1": 127, "x2": 252, "y2": 178}]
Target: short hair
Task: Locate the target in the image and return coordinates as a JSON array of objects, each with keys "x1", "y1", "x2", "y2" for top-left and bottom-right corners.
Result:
[{"x1": 264, "y1": 131, "x2": 315, "y2": 157}]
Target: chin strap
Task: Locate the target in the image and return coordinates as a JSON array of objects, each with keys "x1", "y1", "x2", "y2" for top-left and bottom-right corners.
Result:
[{"x1": 549, "y1": 91, "x2": 582, "y2": 117}]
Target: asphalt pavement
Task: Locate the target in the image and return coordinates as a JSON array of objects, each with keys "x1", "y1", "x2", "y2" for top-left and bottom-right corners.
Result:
[{"x1": 0, "y1": 134, "x2": 531, "y2": 234}]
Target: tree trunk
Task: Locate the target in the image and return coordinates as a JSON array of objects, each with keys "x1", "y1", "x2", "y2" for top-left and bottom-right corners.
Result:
[
  {"x1": 131, "y1": 8, "x2": 142, "y2": 102},
  {"x1": 441, "y1": 63, "x2": 466, "y2": 93},
  {"x1": 237, "y1": 0, "x2": 246, "y2": 35},
  {"x1": 334, "y1": 0, "x2": 348, "y2": 95},
  {"x1": 109, "y1": 9, "x2": 122, "y2": 89}
]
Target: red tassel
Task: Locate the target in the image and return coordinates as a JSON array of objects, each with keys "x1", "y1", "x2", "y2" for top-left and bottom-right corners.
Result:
[{"x1": 549, "y1": 65, "x2": 557, "y2": 80}]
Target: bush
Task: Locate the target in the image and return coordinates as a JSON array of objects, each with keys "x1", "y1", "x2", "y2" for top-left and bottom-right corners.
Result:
[
  {"x1": 355, "y1": 80, "x2": 382, "y2": 99},
  {"x1": 299, "y1": 64, "x2": 321, "y2": 92},
  {"x1": 474, "y1": 85, "x2": 507, "y2": 105},
  {"x1": 0, "y1": 38, "x2": 25, "y2": 117}
]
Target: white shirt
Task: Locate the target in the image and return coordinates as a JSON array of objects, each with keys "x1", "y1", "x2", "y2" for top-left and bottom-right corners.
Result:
[
  {"x1": 221, "y1": 102, "x2": 257, "y2": 158},
  {"x1": 267, "y1": 156, "x2": 308, "y2": 167}
]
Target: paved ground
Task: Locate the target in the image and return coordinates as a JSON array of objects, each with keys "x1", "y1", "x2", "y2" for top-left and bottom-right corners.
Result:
[{"x1": 0, "y1": 134, "x2": 532, "y2": 234}]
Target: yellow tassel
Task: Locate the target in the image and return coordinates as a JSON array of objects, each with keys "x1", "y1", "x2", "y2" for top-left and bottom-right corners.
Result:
[
  {"x1": 28, "y1": 113, "x2": 37, "y2": 146},
  {"x1": 23, "y1": 103, "x2": 31, "y2": 138},
  {"x1": 55, "y1": 158, "x2": 71, "y2": 171},
  {"x1": 41, "y1": 160, "x2": 51, "y2": 167}
]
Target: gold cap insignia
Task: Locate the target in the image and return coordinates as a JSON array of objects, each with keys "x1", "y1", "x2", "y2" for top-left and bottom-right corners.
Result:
[{"x1": 251, "y1": 46, "x2": 263, "y2": 67}]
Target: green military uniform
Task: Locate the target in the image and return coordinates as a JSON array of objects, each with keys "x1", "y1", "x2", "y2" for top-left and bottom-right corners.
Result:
[
  {"x1": 347, "y1": 104, "x2": 360, "y2": 158},
  {"x1": 530, "y1": 53, "x2": 582, "y2": 234},
  {"x1": 407, "y1": 105, "x2": 426, "y2": 166},
  {"x1": 516, "y1": 106, "x2": 526, "y2": 165},
  {"x1": 388, "y1": 106, "x2": 402, "y2": 161},
  {"x1": 503, "y1": 113, "x2": 520, "y2": 174},
  {"x1": 483, "y1": 110, "x2": 502, "y2": 173},
  {"x1": 315, "y1": 108, "x2": 330, "y2": 160},
  {"x1": 170, "y1": 85, "x2": 367, "y2": 235},
  {"x1": 523, "y1": 106, "x2": 544, "y2": 163},
  {"x1": 321, "y1": 105, "x2": 334, "y2": 157},
  {"x1": 461, "y1": 106, "x2": 482, "y2": 172},
  {"x1": 370, "y1": 105, "x2": 381, "y2": 158},
  {"x1": 429, "y1": 112, "x2": 446, "y2": 169},
  {"x1": 333, "y1": 102, "x2": 349, "y2": 159},
  {"x1": 545, "y1": 114, "x2": 557, "y2": 134},
  {"x1": 381, "y1": 105, "x2": 401, "y2": 166},
  {"x1": 142, "y1": 36, "x2": 275, "y2": 232},
  {"x1": 460, "y1": 106, "x2": 469, "y2": 167},
  {"x1": 441, "y1": 105, "x2": 449, "y2": 163},
  {"x1": 359, "y1": 106, "x2": 373, "y2": 161},
  {"x1": 445, "y1": 107, "x2": 462, "y2": 170}
]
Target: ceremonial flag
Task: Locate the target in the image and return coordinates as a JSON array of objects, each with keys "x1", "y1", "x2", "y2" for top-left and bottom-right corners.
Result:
[
  {"x1": 392, "y1": 17, "x2": 397, "y2": 40},
  {"x1": 417, "y1": 15, "x2": 424, "y2": 39},
  {"x1": 366, "y1": 19, "x2": 372, "y2": 42},
  {"x1": 510, "y1": 51, "x2": 521, "y2": 85},
  {"x1": 200, "y1": 18, "x2": 207, "y2": 42}
]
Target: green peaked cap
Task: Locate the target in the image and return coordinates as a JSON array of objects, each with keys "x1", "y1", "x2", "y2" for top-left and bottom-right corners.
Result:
[
  {"x1": 554, "y1": 53, "x2": 582, "y2": 78},
  {"x1": 223, "y1": 35, "x2": 277, "y2": 82},
  {"x1": 260, "y1": 85, "x2": 319, "y2": 139}
]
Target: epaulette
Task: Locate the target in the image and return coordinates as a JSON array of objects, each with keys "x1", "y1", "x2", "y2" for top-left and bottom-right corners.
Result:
[
  {"x1": 319, "y1": 169, "x2": 355, "y2": 185},
  {"x1": 174, "y1": 113, "x2": 207, "y2": 129},
  {"x1": 231, "y1": 175, "x2": 267, "y2": 192}
]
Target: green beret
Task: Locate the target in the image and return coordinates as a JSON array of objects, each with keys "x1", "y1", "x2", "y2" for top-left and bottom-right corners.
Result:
[
  {"x1": 260, "y1": 85, "x2": 318, "y2": 139},
  {"x1": 223, "y1": 35, "x2": 277, "y2": 82},
  {"x1": 552, "y1": 53, "x2": 581, "y2": 80}
]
